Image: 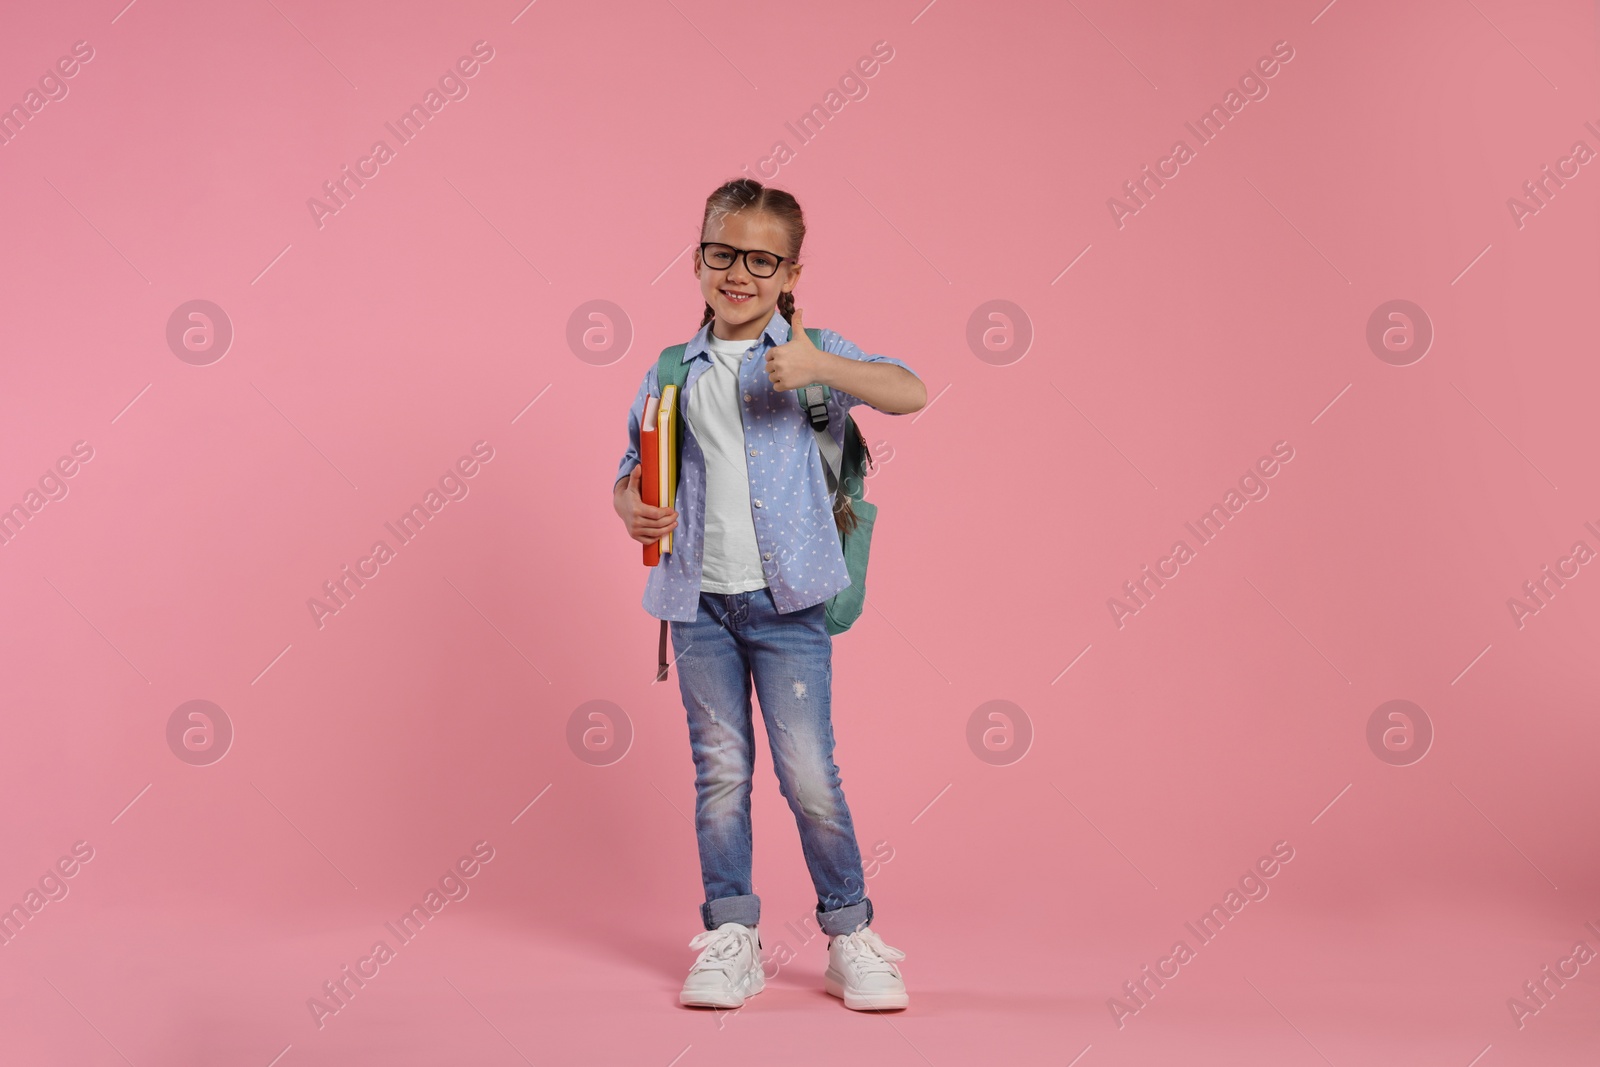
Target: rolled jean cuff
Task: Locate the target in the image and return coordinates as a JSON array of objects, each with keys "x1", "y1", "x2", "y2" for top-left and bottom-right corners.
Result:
[
  {"x1": 702, "y1": 893, "x2": 760, "y2": 931},
  {"x1": 816, "y1": 896, "x2": 873, "y2": 937}
]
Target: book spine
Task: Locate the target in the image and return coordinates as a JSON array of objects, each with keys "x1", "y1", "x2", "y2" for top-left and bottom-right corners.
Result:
[{"x1": 661, "y1": 386, "x2": 675, "y2": 555}]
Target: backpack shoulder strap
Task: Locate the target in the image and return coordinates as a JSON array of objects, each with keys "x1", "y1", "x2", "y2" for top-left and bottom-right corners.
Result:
[
  {"x1": 799, "y1": 327, "x2": 832, "y2": 433},
  {"x1": 797, "y1": 327, "x2": 852, "y2": 497},
  {"x1": 656, "y1": 343, "x2": 690, "y2": 391},
  {"x1": 656, "y1": 342, "x2": 691, "y2": 478}
]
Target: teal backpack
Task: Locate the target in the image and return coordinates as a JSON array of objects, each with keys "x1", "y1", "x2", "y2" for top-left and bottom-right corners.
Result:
[{"x1": 653, "y1": 326, "x2": 877, "y2": 679}]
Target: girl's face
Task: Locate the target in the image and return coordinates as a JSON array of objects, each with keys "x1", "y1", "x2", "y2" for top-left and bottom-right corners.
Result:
[{"x1": 694, "y1": 210, "x2": 801, "y2": 340}]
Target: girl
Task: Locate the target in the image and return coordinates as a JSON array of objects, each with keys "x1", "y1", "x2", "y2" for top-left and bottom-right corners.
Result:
[{"x1": 611, "y1": 178, "x2": 926, "y2": 1011}]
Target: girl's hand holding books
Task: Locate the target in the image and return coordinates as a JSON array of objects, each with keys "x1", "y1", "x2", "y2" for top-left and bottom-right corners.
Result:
[{"x1": 615, "y1": 465, "x2": 679, "y2": 545}]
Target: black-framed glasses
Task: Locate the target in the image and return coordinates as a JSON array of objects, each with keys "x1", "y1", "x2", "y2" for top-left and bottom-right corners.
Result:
[{"x1": 699, "y1": 242, "x2": 790, "y2": 278}]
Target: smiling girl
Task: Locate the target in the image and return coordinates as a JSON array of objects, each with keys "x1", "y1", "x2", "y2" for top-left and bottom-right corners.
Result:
[{"x1": 612, "y1": 178, "x2": 925, "y2": 1011}]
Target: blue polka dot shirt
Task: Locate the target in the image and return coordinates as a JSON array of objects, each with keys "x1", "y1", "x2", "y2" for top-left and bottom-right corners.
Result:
[{"x1": 614, "y1": 310, "x2": 917, "y2": 622}]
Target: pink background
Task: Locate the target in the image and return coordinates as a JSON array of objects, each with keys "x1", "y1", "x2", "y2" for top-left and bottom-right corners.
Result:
[{"x1": 2, "y1": 0, "x2": 1598, "y2": 1063}]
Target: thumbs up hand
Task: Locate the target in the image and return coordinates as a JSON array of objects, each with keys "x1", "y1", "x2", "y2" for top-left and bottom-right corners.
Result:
[{"x1": 764, "y1": 307, "x2": 830, "y2": 392}]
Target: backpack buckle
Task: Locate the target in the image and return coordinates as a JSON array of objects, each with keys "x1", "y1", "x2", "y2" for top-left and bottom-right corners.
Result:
[{"x1": 801, "y1": 384, "x2": 829, "y2": 431}]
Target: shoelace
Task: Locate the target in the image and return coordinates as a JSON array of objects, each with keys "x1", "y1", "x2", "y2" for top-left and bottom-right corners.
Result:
[
  {"x1": 687, "y1": 925, "x2": 752, "y2": 976},
  {"x1": 834, "y1": 926, "x2": 906, "y2": 978}
]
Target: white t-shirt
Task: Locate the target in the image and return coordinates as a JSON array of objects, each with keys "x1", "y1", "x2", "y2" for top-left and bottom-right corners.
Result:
[{"x1": 686, "y1": 331, "x2": 769, "y2": 594}]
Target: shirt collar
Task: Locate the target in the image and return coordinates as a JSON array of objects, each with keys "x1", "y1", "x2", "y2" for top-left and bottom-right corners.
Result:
[{"x1": 681, "y1": 309, "x2": 792, "y2": 362}]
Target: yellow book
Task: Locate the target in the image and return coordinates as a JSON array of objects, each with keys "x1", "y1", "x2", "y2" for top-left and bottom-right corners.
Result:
[{"x1": 657, "y1": 384, "x2": 678, "y2": 555}]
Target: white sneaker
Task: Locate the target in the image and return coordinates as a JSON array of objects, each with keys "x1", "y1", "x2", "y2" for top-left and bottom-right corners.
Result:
[
  {"x1": 825, "y1": 924, "x2": 909, "y2": 1010},
  {"x1": 679, "y1": 922, "x2": 764, "y2": 1008}
]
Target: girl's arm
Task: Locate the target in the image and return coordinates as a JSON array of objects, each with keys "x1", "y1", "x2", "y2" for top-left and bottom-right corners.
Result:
[
  {"x1": 819, "y1": 354, "x2": 926, "y2": 415},
  {"x1": 765, "y1": 313, "x2": 926, "y2": 415}
]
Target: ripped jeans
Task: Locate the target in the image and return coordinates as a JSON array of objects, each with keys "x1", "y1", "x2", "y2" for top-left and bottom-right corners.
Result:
[{"x1": 670, "y1": 586, "x2": 873, "y2": 937}]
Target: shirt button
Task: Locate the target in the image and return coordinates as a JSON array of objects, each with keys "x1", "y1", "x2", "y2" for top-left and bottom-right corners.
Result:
[
  {"x1": 743, "y1": 393, "x2": 752, "y2": 401},
  {"x1": 753, "y1": 500, "x2": 763, "y2": 508},
  {"x1": 763, "y1": 552, "x2": 772, "y2": 561},
  {"x1": 748, "y1": 449, "x2": 758, "y2": 457}
]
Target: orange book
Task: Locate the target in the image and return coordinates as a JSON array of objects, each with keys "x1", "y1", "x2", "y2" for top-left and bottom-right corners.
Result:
[
  {"x1": 641, "y1": 393, "x2": 662, "y2": 566},
  {"x1": 639, "y1": 385, "x2": 678, "y2": 565}
]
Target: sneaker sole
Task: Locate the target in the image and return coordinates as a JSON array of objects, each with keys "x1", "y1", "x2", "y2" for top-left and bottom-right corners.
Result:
[
  {"x1": 680, "y1": 971, "x2": 765, "y2": 1009},
  {"x1": 824, "y1": 970, "x2": 908, "y2": 1011}
]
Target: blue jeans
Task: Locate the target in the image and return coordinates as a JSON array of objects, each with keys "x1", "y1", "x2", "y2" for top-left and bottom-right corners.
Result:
[{"x1": 671, "y1": 586, "x2": 873, "y2": 937}]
